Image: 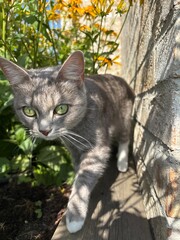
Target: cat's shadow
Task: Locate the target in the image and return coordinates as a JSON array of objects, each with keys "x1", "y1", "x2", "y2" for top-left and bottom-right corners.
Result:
[
  {"x1": 83, "y1": 152, "x2": 132, "y2": 237},
  {"x1": 52, "y1": 154, "x2": 153, "y2": 240},
  {"x1": 81, "y1": 155, "x2": 153, "y2": 240},
  {"x1": 88, "y1": 156, "x2": 120, "y2": 216}
]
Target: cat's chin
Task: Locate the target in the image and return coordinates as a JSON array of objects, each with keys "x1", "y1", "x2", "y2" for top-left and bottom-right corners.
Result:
[
  {"x1": 36, "y1": 134, "x2": 58, "y2": 141},
  {"x1": 43, "y1": 136, "x2": 57, "y2": 141},
  {"x1": 46, "y1": 136, "x2": 59, "y2": 141}
]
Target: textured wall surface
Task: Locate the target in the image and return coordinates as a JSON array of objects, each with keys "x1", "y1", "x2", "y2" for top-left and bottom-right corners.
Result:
[{"x1": 120, "y1": 1, "x2": 180, "y2": 239}]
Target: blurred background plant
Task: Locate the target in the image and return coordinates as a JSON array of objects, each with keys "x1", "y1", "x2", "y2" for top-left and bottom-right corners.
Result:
[{"x1": 0, "y1": 0, "x2": 143, "y2": 186}]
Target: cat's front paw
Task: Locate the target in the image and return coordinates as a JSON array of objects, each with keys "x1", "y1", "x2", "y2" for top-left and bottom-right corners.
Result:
[
  {"x1": 66, "y1": 209, "x2": 85, "y2": 233},
  {"x1": 117, "y1": 141, "x2": 129, "y2": 172},
  {"x1": 117, "y1": 154, "x2": 128, "y2": 172}
]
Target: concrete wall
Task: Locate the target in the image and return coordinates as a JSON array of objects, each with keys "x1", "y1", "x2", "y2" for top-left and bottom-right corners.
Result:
[{"x1": 120, "y1": 1, "x2": 180, "y2": 239}]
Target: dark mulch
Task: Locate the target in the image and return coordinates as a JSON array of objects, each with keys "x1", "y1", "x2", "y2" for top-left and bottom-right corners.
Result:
[{"x1": 0, "y1": 181, "x2": 70, "y2": 240}]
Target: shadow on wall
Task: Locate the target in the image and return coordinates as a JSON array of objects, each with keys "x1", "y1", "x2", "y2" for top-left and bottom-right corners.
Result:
[
  {"x1": 125, "y1": 0, "x2": 180, "y2": 239},
  {"x1": 129, "y1": 0, "x2": 176, "y2": 92},
  {"x1": 133, "y1": 82, "x2": 180, "y2": 239}
]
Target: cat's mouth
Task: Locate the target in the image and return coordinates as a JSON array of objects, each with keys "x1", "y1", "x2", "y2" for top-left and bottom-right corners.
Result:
[
  {"x1": 38, "y1": 133, "x2": 59, "y2": 141},
  {"x1": 31, "y1": 129, "x2": 93, "y2": 150},
  {"x1": 30, "y1": 129, "x2": 59, "y2": 141},
  {"x1": 40, "y1": 135, "x2": 56, "y2": 141}
]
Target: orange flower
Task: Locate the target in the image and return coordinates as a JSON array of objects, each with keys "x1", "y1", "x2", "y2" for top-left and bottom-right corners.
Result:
[
  {"x1": 97, "y1": 56, "x2": 112, "y2": 67},
  {"x1": 53, "y1": 2, "x2": 66, "y2": 11},
  {"x1": 83, "y1": 5, "x2": 97, "y2": 18},
  {"x1": 93, "y1": 24, "x2": 117, "y2": 36},
  {"x1": 80, "y1": 25, "x2": 91, "y2": 32},
  {"x1": 68, "y1": 0, "x2": 82, "y2": 5},
  {"x1": 117, "y1": 0, "x2": 128, "y2": 14},
  {"x1": 38, "y1": 0, "x2": 50, "y2": 12},
  {"x1": 91, "y1": 0, "x2": 114, "y2": 17},
  {"x1": 94, "y1": 23, "x2": 100, "y2": 29},
  {"x1": 47, "y1": 10, "x2": 61, "y2": 20},
  {"x1": 70, "y1": 6, "x2": 84, "y2": 15},
  {"x1": 128, "y1": 0, "x2": 144, "y2": 6},
  {"x1": 97, "y1": 55, "x2": 121, "y2": 68},
  {"x1": 111, "y1": 55, "x2": 121, "y2": 65}
]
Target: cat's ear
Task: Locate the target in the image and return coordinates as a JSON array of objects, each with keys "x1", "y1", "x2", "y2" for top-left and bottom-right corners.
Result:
[
  {"x1": 57, "y1": 51, "x2": 84, "y2": 86},
  {"x1": 0, "y1": 57, "x2": 30, "y2": 86}
]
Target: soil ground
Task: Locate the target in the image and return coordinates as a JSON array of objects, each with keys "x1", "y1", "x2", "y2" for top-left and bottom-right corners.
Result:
[{"x1": 0, "y1": 181, "x2": 70, "y2": 240}]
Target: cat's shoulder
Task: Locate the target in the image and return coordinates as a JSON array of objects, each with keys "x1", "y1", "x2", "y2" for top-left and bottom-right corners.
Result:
[
  {"x1": 85, "y1": 74, "x2": 129, "y2": 88},
  {"x1": 85, "y1": 74, "x2": 134, "y2": 98},
  {"x1": 86, "y1": 74, "x2": 125, "y2": 83}
]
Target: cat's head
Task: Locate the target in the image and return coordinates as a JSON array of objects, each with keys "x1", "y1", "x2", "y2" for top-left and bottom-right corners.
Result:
[{"x1": 0, "y1": 51, "x2": 87, "y2": 140}]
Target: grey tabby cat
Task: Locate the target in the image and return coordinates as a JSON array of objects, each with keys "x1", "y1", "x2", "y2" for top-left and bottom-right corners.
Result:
[{"x1": 0, "y1": 51, "x2": 134, "y2": 233}]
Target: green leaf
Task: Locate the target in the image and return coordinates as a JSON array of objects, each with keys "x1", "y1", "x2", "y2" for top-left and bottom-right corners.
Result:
[
  {"x1": 14, "y1": 155, "x2": 31, "y2": 172},
  {"x1": 0, "y1": 80, "x2": 13, "y2": 114},
  {"x1": 105, "y1": 30, "x2": 115, "y2": 35},
  {"x1": 35, "y1": 208, "x2": 42, "y2": 219},
  {"x1": 17, "y1": 175, "x2": 32, "y2": 184},
  {"x1": 15, "y1": 127, "x2": 26, "y2": 143},
  {"x1": 0, "y1": 140, "x2": 21, "y2": 158},
  {"x1": 17, "y1": 54, "x2": 28, "y2": 67},
  {"x1": 37, "y1": 145, "x2": 65, "y2": 164},
  {"x1": 42, "y1": 24, "x2": 52, "y2": 42},
  {"x1": 81, "y1": 31, "x2": 93, "y2": 42},
  {"x1": 0, "y1": 96, "x2": 13, "y2": 114},
  {"x1": 0, "y1": 157, "x2": 10, "y2": 173},
  {"x1": 19, "y1": 138, "x2": 34, "y2": 154},
  {"x1": 24, "y1": 15, "x2": 37, "y2": 24},
  {"x1": 33, "y1": 144, "x2": 73, "y2": 186},
  {"x1": 92, "y1": 32, "x2": 100, "y2": 42},
  {"x1": 34, "y1": 201, "x2": 42, "y2": 218}
]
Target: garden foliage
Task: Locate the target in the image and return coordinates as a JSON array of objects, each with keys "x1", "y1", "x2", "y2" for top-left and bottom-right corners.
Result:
[{"x1": 0, "y1": 0, "x2": 143, "y2": 186}]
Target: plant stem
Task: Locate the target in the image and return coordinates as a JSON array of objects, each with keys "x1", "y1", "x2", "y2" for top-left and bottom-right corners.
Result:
[
  {"x1": 2, "y1": 2, "x2": 6, "y2": 57},
  {"x1": 97, "y1": 15, "x2": 104, "y2": 57},
  {"x1": 103, "y1": 5, "x2": 131, "y2": 68},
  {"x1": 116, "y1": 6, "x2": 130, "y2": 44},
  {"x1": 44, "y1": 12, "x2": 59, "y2": 65}
]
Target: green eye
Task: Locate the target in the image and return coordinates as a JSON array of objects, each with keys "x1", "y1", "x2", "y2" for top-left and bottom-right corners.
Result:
[
  {"x1": 23, "y1": 106, "x2": 36, "y2": 117},
  {"x1": 54, "y1": 104, "x2": 68, "y2": 115}
]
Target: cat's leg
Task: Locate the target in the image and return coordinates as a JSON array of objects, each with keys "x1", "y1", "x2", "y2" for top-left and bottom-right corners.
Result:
[
  {"x1": 66, "y1": 145, "x2": 110, "y2": 233},
  {"x1": 117, "y1": 96, "x2": 133, "y2": 172},
  {"x1": 117, "y1": 141, "x2": 129, "y2": 172}
]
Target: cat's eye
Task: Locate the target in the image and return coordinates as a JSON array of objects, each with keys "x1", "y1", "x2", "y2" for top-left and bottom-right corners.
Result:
[
  {"x1": 23, "y1": 106, "x2": 36, "y2": 117},
  {"x1": 54, "y1": 104, "x2": 68, "y2": 115}
]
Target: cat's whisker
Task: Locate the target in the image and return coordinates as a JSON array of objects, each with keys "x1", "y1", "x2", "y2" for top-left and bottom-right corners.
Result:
[
  {"x1": 60, "y1": 135, "x2": 85, "y2": 151},
  {"x1": 24, "y1": 127, "x2": 33, "y2": 137},
  {"x1": 29, "y1": 129, "x2": 39, "y2": 138},
  {"x1": 60, "y1": 129, "x2": 93, "y2": 150},
  {"x1": 65, "y1": 134, "x2": 90, "y2": 149},
  {"x1": 31, "y1": 136, "x2": 37, "y2": 145},
  {"x1": 29, "y1": 137, "x2": 37, "y2": 152},
  {"x1": 67, "y1": 130, "x2": 93, "y2": 148}
]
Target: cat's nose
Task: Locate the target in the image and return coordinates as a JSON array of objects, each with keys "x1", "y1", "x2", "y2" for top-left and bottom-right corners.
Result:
[{"x1": 39, "y1": 129, "x2": 52, "y2": 136}]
